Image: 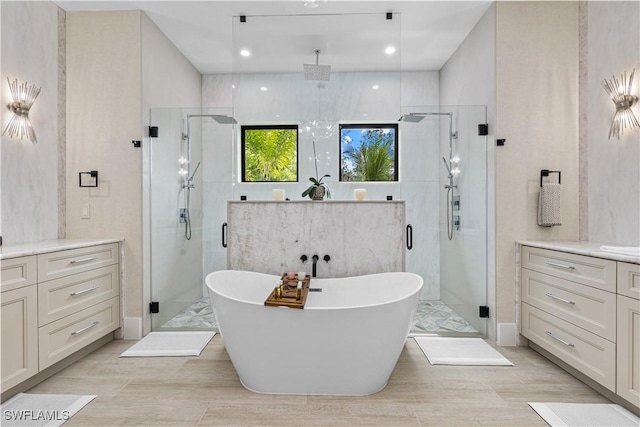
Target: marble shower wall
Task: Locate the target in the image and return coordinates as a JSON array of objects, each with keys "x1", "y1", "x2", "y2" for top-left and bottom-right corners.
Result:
[
  {"x1": 227, "y1": 201, "x2": 405, "y2": 277},
  {"x1": 202, "y1": 71, "x2": 442, "y2": 299}
]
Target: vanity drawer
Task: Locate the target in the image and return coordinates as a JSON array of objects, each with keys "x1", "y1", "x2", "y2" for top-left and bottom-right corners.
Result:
[
  {"x1": 618, "y1": 262, "x2": 640, "y2": 300},
  {"x1": 37, "y1": 243, "x2": 119, "y2": 282},
  {"x1": 1, "y1": 256, "x2": 37, "y2": 292},
  {"x1": 38, "y1": 297, "x2": 120, "y2": 370},
  {"x1": 522, "y1": 303, "x2": 616, "y2": 392},
  {"x1": 38, "y1": 264, "x2": 120, "y2": 326},
  {"x1": 522, "y1": 246, "x2": 616, "y2": 292},
  {"x1": 521, "y1": 269, "x2": 616, "y2": 341}
]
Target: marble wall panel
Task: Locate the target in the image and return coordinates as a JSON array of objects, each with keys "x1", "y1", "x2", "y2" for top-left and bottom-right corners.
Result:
[{"x1": 227, "y1": 201, "x2": 405, "y2": 278}]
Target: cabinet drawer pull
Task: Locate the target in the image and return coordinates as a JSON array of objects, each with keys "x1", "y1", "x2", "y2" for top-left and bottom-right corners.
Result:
[
  {"x1": 545, "y1": 330, "x2": 574, "y2": 347},
  {"x1": 545, "y1": 292, "x2": 575, "y2": 305},
  {"x1": 545, "y1": 261, "x2": 575, "y2": 270},
  {"x1": 71, "y1": 321, "x2": 100, "y2": 336},
  {"x1": 70, "y1": 256, "x2": 99, "y2": 265},
  {"x1": 70, "y1": 286, "x2": 100, "y2": 297}
]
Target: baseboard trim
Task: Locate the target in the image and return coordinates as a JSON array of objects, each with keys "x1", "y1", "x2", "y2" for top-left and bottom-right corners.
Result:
[
  {"x1": 497, "y1": 322, "x2": 517, "y2": 346},
  {"x1": 123, "y1": 317, "x2": 142, "y2": 340}
]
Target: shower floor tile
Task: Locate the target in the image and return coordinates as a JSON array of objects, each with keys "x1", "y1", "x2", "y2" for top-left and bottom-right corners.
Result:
[
  {"x1": 160, "y1": 297, "x2": 218, "y2": 330},
  {"x1": 410, "y1": 300, "x2": 479, "y2": 335},
  {"x1": 159, "y1": 298, "x2": 477, "y2": 335}
]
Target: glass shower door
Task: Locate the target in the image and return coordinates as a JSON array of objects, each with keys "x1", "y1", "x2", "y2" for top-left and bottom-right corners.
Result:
[
  {"x1": 149, "y1": 107, "x2": 234, "y2": 331},
  {"x1": 401, "y1": 105, "x2": 487, "y2": 337}
]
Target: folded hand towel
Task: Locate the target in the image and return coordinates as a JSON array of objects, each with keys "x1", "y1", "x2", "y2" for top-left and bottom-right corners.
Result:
[{"x1": 538, "y1": 183, "x2": 562, "y2": 227}]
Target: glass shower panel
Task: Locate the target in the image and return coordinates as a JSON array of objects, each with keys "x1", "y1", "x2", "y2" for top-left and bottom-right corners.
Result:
[
  {"x1": 439, "y1": 105, "x2": 487, "y2": 336},
  {"x1": 400, "y1": 105, "x2": 487, "y2": 337},
  {"x1": 149, "y1": 107, "x2": 234, "y2": 331}
]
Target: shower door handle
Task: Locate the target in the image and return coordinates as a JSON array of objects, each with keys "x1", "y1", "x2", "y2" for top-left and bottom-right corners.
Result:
[
  {"x1": 406, "y1": 224, "x2": 413, "y2": 250},
  {"x1": 222, "y1": 222, "x2": 227, "y2": 248}
]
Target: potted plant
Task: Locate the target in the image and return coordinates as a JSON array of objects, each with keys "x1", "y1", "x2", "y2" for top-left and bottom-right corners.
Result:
[
  {"x1": 302, "y1": 140, "x2": 331, "y2": 200},
  {"x1": 302, "y1": 174, "x2": 331, "y2": 200}
]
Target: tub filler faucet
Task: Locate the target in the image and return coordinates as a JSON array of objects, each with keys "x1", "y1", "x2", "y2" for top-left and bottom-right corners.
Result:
[{"x1": 312, "y1": 254, "x2": 319, "y2": 277}]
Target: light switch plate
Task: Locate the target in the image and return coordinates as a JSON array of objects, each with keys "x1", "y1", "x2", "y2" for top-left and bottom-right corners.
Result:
[{"x1": 81, "y1": 204, "x2": 91, "y2": 219}]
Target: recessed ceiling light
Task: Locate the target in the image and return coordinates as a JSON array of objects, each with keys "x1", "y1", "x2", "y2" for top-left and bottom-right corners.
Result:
[
  {"x1": 240, "y1": 49, "x2": 251, "y2": 57},
  {"x1": 260, "y1": 86, "x2": 268, "y2": 91},
  {"x1": 385, "y1": 46, "x2": 396, "y2": 55},
  {"x1": 372, "y1": 85, "x2": 380, "y2": 90}
]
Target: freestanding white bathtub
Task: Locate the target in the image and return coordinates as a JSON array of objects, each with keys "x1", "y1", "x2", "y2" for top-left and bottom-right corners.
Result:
[{"x1": 205, "y1": 270, "x2": 422, "y2": 395}]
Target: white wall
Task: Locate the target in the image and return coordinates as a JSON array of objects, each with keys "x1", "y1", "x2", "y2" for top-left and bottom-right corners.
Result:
[
  {"x1": 584, "y1": 1, "x2": 640, "y2": 246},
  {"x1": 1, "y1": 1, "x2": 62, "y2": 244},
  {"x1": 439, "y1": 4, "x2": 496, "y2": 340},
  {"x1": 494, "y1": 2, "x2": 579, "y2": 339},
  {"x1": 66, "y1": 10, "x2": 201, "y2": 338}
]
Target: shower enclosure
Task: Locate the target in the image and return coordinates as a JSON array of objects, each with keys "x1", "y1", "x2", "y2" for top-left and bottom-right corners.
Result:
[
  {"x1": 148, "y1": 107, "x2": 235, "y2": 331},
  {"x1": 400, "y1": 105, "x2": 488, "y2": 336},
  {"x1": 147, "y1": 104, "x2": 487, "y2": 336}
]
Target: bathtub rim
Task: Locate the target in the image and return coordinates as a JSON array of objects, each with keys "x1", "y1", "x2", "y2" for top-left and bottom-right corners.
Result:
[{"x1": 205, "y1": 270, "x2": 423, "y2": 310}]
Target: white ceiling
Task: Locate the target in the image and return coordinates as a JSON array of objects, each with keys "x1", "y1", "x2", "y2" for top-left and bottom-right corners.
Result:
[{"x1": 54, "y1": 1, "x2": 493, "y2": 75}]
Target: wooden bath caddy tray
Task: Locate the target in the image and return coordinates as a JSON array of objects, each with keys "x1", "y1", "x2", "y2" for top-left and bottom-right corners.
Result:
[{"x1": 264, "y1": 274, "x2": 311, "y2": 309}]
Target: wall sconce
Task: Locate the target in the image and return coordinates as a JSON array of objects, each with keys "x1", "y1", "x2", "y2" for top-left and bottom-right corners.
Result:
[
  {"x1": 2, "y1": 78, "x2": 41, "y2": 143},
  {"x1": 602, "y1": 69, "x2": 639, "y2": 140}
]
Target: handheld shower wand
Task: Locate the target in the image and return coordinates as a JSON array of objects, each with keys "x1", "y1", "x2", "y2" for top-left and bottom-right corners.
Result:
[{"x1": 442, "y1": 157, "x2": 452, "y2": 177}]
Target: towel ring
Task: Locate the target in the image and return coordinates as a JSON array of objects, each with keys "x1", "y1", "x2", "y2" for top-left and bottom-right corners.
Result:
[{"x1": 540, "y1": 169, "x2": 561, "y2": 187}]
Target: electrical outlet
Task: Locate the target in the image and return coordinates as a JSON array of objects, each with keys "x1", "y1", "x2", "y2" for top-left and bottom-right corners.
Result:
[{"x1": 81, "y1": 204, "x2": 91, "y2": 219}]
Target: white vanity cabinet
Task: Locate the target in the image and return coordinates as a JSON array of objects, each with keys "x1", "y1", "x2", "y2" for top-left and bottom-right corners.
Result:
[
  {"x1": 0, "y1": 241, "x2": 121, "y2": 394},
  {"x1": 521, "y1": 246, "x2": 617, "y2": 391},
  {"x1": 520, "y1": 244, "x2": 640, "y2": 410},
  {"x1": 1, "y1": 257, "x2": 39, "y2": 390},
  {"x1": 616, "y1": 262, "x2": 640, "y2": 407}
]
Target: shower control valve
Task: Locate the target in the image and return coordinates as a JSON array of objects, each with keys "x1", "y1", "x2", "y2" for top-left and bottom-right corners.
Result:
[{"x1": 300, "y1": 255, "x2": 308, "y2": 263}]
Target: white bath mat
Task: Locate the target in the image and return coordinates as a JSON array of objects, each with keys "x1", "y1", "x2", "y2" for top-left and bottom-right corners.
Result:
[
  {"x1": 414, "y1": 337, "x2": 513, "y2": 366},
  {"x1": 120, "y1": 331, "x2": 215, "y2": 357},
  {"x1": 529, "y1": 402, "x2": 640, "y2": 427},
  {"x1": 0, "y1": 393, "x2": 95, "y2": 427}
]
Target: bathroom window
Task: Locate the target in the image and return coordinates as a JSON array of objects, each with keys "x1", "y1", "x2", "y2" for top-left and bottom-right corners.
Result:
[
  {"x1": 241, "y1": 125, "x2": 298, "y2": 182},
  {"x1": 339, "y1": 124, "x2": 398, "y2": 181}
]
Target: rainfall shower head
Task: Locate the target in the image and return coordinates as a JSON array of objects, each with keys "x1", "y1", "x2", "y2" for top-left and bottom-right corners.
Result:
[
  {"x1": 399, "y1": 112, "x2": 454, "y2": 122},
  {"x1": 187, "y1": 114, "x2": 236, "y2": 124},
  {"x1": 304, "y1": 50, "x2": 331, "y2": 81},
  {"x1": 210, "y1": 115, "x2": 237, "y2": 124},
  {"x1": 398, "y1": 113, "x2": 426, "y2": 123}
]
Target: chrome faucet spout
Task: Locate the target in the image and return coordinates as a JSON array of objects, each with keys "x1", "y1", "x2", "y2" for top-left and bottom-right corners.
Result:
[{"x1": 312, "y1": 254, "x2": 319, "y2": 277}]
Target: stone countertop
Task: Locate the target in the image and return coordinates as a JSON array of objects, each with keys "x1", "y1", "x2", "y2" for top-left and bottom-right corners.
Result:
[
  {"x1": 518, "y1": 240, "x2": 640, "y2": 264},
  {"x1": 0, "y1": 238, "x2": 123, "y2": 260}
]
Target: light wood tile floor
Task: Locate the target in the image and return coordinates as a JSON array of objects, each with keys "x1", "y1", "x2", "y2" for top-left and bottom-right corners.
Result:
[{"x1": 26, "y1": 336, "x2": 612, "y2": 426}]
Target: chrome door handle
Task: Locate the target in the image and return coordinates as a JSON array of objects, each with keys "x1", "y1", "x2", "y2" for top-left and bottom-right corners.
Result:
[
  {"x1": 545, "y1": 292, "x2": 575, "y2": 305},
  {"x1": 545, "y1": 330, "x2": 574, "y2": 347},
  {"x1": 70, "y1": 256, "x2": 98, "y2": 265},
  {"x1": 71, "y1": 321, "x2": 99, "y2": 336},
  {"x1": 70, "y1": 286, "x2": 100, "y2": 296},
  {"x1": 545, "y1": 261, "x2": 575, "y2": 270}
]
